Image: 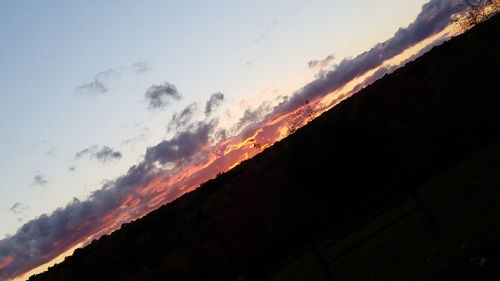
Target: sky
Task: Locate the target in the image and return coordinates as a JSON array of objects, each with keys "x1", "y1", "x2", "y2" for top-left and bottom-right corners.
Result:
[{"x1": 0, "y1": 0, "x2": 467, "y2": 280}]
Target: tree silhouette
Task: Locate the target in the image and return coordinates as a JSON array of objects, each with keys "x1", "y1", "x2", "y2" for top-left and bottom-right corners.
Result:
[
  {"x1": 286, "y1": 100, "x2": 315, "y2": 136},
  {"x1": 454, "y1": 0, "x2": 500, "y2": 30}
]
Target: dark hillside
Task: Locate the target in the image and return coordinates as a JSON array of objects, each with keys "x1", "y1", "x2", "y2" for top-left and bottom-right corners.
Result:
[{"x1": 30, "y1": 15, "x2": 500, "y2": 281}]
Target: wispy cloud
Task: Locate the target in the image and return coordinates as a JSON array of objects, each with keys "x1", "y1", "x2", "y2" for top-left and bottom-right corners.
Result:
[
  {"x1": 75, "y1": 69, "x2": 116, "y2": 96},
  {"x1": 167, "y1": 103, "x2": 198, "y2": 132},
  {"x1": 308, "y1": 54, "x2": 335, "y2": 70},
  {"x1": 75, "y1": 61, "x2": 152, "y2": 96},
  {"x1": 46, "y1": 147, "x2": 56, "y2": 158},
  {"x1": 145, "y1": 82, "x2": 182, "y2": 110},
  {"x1": 254, "y1": 18, "x2": 278, "y2": 43},
  {"x1": 204, "y1": 92, "x2": 224, "y2": 116},
  {"x1": 121, "y1": 127, "x2": 150, "y2": 149},
  {"x1": 31, "y1": 174, "x2": 48, "y2": 188},
  {"x1": 234, "y1": 101, "x2": 274, "y2": 132},
  {"x1": 132, "y1": 61, "x2": 152, "y2": 74},
  {"x1": 9, "y1": 202, "x2": 28, "y2": 215},
  {"x1": 75, "y1": 145, "x2": 122, "y2": 164}
]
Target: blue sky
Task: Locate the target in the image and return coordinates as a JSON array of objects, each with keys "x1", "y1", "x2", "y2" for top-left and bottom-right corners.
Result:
[{"x1": 1, "y1": 0, "x2": 471, "y2": 279}]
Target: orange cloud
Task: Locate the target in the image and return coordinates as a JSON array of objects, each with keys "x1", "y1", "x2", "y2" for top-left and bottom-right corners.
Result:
[{"x1": 0, "y1": 255, "x2": 14, "y2": 270}]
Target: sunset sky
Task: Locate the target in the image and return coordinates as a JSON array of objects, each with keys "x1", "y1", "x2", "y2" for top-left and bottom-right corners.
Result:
[{"x1": 0, "y1": 0, "x2": 466, "y2": 280}]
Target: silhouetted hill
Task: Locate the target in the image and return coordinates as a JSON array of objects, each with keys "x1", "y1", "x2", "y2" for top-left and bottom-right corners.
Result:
[{"x1": 30, "y1": 15, "x2": 500, "y2": 281}]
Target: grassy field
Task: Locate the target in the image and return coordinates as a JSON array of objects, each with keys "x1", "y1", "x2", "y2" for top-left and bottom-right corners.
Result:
[{"x1": 269, "y1": 139, "x2": 500, "y2": 281}]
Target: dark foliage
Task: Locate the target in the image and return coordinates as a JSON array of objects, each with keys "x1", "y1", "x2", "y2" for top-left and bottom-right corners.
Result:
[{"x1": 30, "y1": 15, "x2": 500, "y2": 281}]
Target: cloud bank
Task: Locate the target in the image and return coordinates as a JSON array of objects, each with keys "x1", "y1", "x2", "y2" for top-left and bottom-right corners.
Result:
[
  {"x1": 279, "y1": 0, "x2": 461, "y2": 115},
  {"x1": 0, "y1": 95, "x2": 224, "y2": 280},
  {"x1": 146, "y1": 120, "x2": 217, "y2": 166}
]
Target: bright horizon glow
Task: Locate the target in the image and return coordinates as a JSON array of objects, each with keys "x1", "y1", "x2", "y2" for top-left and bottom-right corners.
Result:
[{"x1": 11, "y1": 241, "x2": 87, "y2": 281}]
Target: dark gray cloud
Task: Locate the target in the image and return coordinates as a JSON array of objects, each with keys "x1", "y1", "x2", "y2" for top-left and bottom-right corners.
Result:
[
  {"x1": 204, "y1": 92, "x2": 224, "y2": 116},
  {"x1": 46, "y1": 147, "x2": 56, "y2": 158},
  {"x1": 132, "y1": 61, "x2": 151, "y2": 74},
  {"x1": 167, "y1": 103, "x2": 198, "y2": 132},
  {"x1": 121, "y1": 128, "x2": 149, "y2": 148},
  {"x1": 31, "y1": 174, "x2": 48, "y2": 187},
  {"x1": 254, "y1": 18, "x2": 278, "y2": 43},
  {"x1": 9, "y1": 203, "x2": 28, "y2": 215},
  {"x1": 145, "y1": 82, "x2": 182, "y2": 109},
  {"x1": 278, "y1": 0, "x2": 461, "y2": 115},
  {"x1": 146, "y1": 120, "x2": 217, "y2": 166},
  {"x1": 93, "y1": 146, "x2": 122, "y2": 163},
  {"x1": 76, "y1": 61, "x2": 151, "y2": 96},
  {"x1": 75, "y1": 69, "x2": 116, "y2": 96},
  {"x1": 75, "y1": 145, "x2": 122, "y2": 164},
  {"x1": 166, "y1": 93, "x2": 224, "y2": 133},
  {"x1": 308, "y1": 54, "x2": 335, "y2": 69}
]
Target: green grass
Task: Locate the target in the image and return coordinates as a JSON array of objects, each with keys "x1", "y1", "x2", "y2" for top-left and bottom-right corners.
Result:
[{"x1": 269, "y1": 139, "x2": 500, "y2": 281}]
